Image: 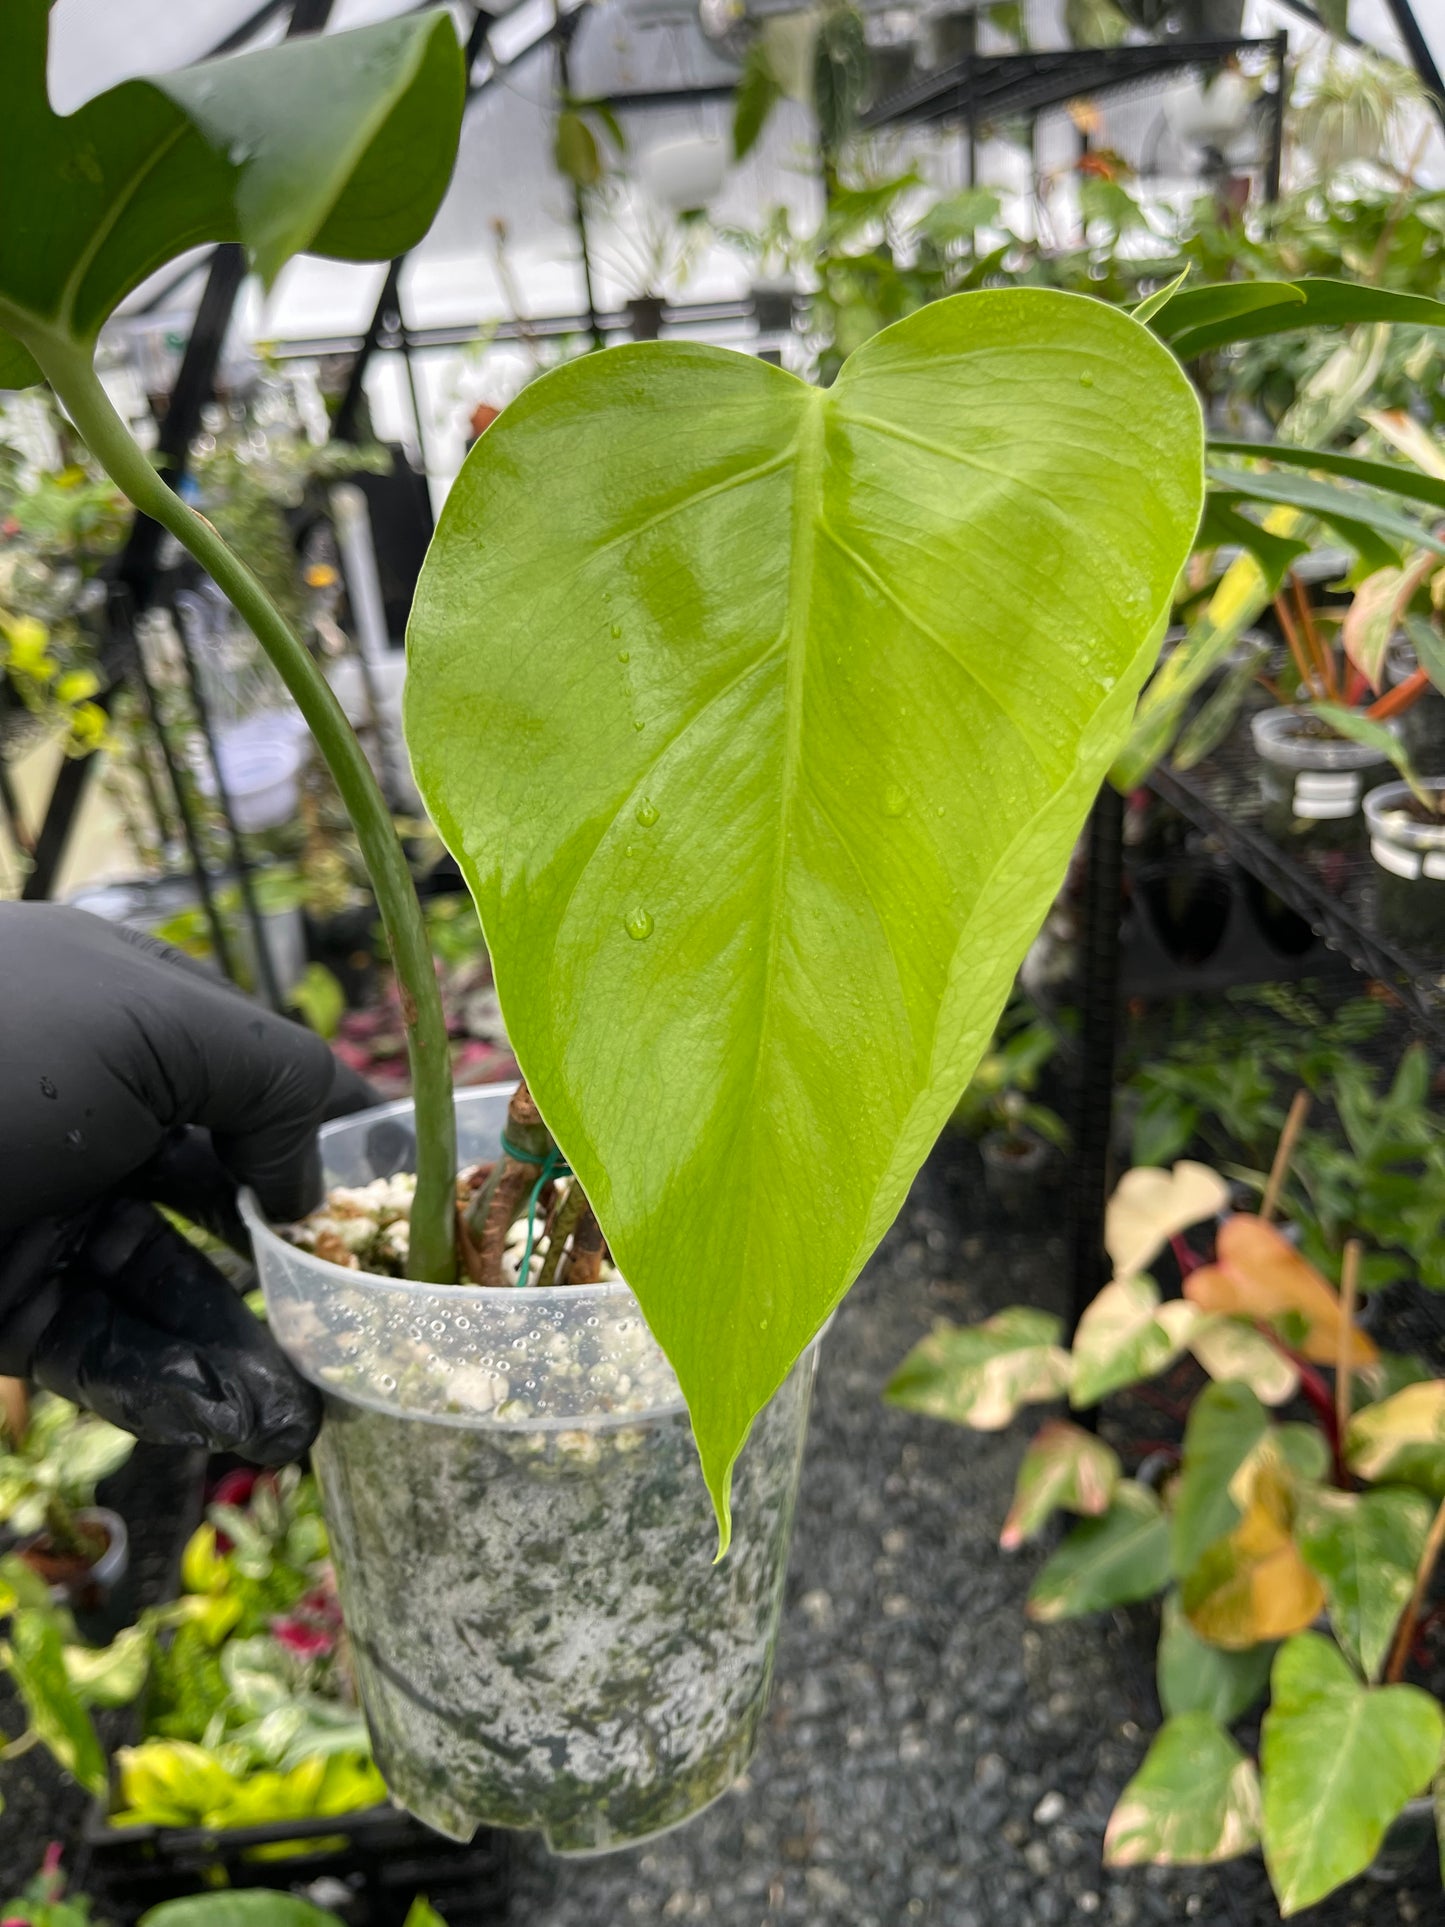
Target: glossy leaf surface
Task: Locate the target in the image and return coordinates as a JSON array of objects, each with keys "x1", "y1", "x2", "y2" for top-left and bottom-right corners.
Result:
[
  {"x1": 1027, "y1": 1481, "x2": 1172, "y2": 1621},
  {"x1": 0, "y1": 2, "x2": 464, "y2": 380},
  {"x1": 4, "y1": 1607, "x2": 108, "y2": 1798},
  {"x1": 1156, "y1": 1590, "x2": 1274, "y2": 1725},
  {"x1": 140, "y1": 1895, "x2": 342, "y2": 1927},
  {"x1": 1295, "y1": 1485, "x2": 1432, "y2": 1683},
  {"x1": 1261, "y1": 1633, "x2": 1445, "y2": 1915},
  {"x1": 1105, "y1": 1713, "x2": 1261, "y2": 1867},
  {"x1": 1207, "y1": 440, "x2": 1445, "y2": 517},
  {"x1": 886, "y1": 1308, "x2": 1072, "y2": 1431},
  {"x1": 1000, "y1": 1419, "x2": 1120, "y2": 1548},
  {"x1": 408, "y1": 293, "x2": 1202, "y2": 1532}
]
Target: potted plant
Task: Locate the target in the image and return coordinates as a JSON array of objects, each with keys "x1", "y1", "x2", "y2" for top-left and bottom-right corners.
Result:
[
  {"x1": 887, "y1": 1145, "x2": 1445, "y2": 1914},
  {"x1": 950, "y1": 996, "x2": 1069, "y2": 1216},
  {"x1": 0, "y1": 5, "x2": 1206, "y2": 1849},
  {"x1": 0, "y1": 1391, "x2": 134, "y2": 1610}
]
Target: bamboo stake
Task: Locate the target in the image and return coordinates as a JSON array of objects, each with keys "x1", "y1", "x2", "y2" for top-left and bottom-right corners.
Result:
[
  {"x1": 1386, "y1": 1493, "x2": 1445, "y2": 1683},
  {"x1": 1261, "y1": 1091, "x2": 1311, "y2": 1223},
  {"x1": 1335, "y1": 1240, "x2": 1361, "y2": 1451}
]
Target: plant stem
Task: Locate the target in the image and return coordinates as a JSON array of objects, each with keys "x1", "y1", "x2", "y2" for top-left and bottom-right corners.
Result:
[
  {"x1": 1261, "y1": 1090, "x2": 1310, "y2": 1223},
  {"x1": 35, "y1": 337, "x2": 456, "y2": 1283},
  {"x1": 1335, "y1": 1238, "x2": 1361, "y2": 1450},
  {"x1": 1386, "y1": 1493, "x2": 1445, "y2": 1684},
  {"x1": 1367, "y1": 667, "x2": 1429, "y2": 722}
]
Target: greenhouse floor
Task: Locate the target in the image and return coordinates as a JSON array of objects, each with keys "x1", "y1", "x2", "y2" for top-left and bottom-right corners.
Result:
[
  {"x1": 510, "y1": 1131, "x2": 1439, "y2": 1927},
  {"x1": 2, "y1": 1131, "x2": 1439, "y2": 1924}
]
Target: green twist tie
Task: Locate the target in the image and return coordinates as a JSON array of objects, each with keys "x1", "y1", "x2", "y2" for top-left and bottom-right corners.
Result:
[{"x1": 500, "y1": 1133, "x2": 571, "y2": 1287}]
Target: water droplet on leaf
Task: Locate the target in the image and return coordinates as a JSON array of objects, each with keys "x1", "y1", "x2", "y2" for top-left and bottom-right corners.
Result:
[
  {"x1": 1079, "y1": 372, "x2": 1095, "y2": 388},
  {"x1": 633, "y1": 718, "x2": 645, "y2": 731},
  {"x1": 883, "y1": 783, "x2": 907, "y2": 817},
  {"x1": 617, "y1": 649, "x2": 630, "y2": 663},
  {"x1": 610, "y1": 623, "x2": 622, "y2": 639},
  {"x1": 624, "y1": 908, "x2": 654, "y2": 941},
  {"x1": 635, "y1": 798, "x2": 658, "y2": 827}
]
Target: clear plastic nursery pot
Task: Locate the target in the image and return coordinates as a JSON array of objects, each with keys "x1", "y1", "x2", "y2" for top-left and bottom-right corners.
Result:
[
  {"x1": 1364, "y1": 778, "x2": 1445, "y2": 953},
  {"x1": 243, "y1": 1086, "x2": 819, "y2": 1855},
  {"x1": 1251, "y1": 707, "x2": 1397, "y2": 852}
]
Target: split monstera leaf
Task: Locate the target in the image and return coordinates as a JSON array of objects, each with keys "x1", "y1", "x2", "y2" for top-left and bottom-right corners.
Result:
[{"x1": 887, "y1": 1157, "x2": 1445, "y2": 1911}]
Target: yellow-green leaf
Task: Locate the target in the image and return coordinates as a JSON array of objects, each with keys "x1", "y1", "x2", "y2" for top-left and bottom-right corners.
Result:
[
  {"x1": 1180, "y1": 1465, "x2": 1325, "y2": 1652},
  {"x1": 1170, "y1": 1380, "x2": 1269, "y2": 1578},
  {"x1": 407, "y1": 291, "x2": 1203, "y2": 1538},
  {"x1": 6, "y1": 1608, "x2": 108, "y2": 1797},
  {"x1": 1105, "y1": 1713, "x2": 1261, "y2": 1866},
  {"x1": 1261, "y1": 1632, "x2": 1445, "y2": 1914},
  {"x1": 1347, "y1": 1381, "x2": 1445, "y2": 1495}
]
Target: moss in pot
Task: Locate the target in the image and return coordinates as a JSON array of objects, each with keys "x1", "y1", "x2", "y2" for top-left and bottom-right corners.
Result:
[{"x1": 0, "y1": 7, "x2": 1205, "y2": 1850}]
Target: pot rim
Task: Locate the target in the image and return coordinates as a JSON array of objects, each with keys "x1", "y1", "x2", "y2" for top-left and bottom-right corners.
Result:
[
  {"x1": 1250, "y1": 705, "x2": 1398, "y2": 769},
  {"x1": 242, "y1": 1086, "x2": 639, "y2": 1307}
]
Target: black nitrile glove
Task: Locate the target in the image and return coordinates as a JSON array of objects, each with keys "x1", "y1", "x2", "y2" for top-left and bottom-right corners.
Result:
[{"x1": 0, "y1": 904, "x2": 372, "y2": 1464}]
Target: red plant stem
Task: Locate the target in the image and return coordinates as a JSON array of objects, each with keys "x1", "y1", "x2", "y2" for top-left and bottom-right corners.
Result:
[
  {"x1": 1292, "y1": 575, "x2": 1336, "y2": 699},
  {"x1": 1274, "y1": 594, "x2": 1322, "y2": 699},
  {"x1": 1255, "y1": 1322, "x2": 1348, "y2": 1484},
  {"x1": 1367, "y1": 667, "x2": 1429, "y2": 721},
  {"x1": 1169, "y1": 1233, "x2": 1204, "y2": 1278},
  {"x1": 1344, "y1": 666, "x2": 1369, "y2": 706}
]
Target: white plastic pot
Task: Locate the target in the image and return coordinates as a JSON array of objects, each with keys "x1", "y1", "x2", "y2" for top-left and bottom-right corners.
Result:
[
  {"x1": 200, "y1": 715, "x2": 305, "y2": 833},
  {"x1": 244, "y1": 1086, "x2": 819, "y2": 1854}
]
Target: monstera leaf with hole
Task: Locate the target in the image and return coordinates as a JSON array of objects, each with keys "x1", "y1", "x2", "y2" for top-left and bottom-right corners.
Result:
[
  {"x1": 408, "y1": 291, "x2": 1203, "y2": 1536},
  {"x1": 0, "y1": 1, "x2": 464, "y2": 389}
]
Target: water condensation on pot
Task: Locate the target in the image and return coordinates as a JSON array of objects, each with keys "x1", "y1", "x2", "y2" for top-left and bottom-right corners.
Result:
[{"x1": 243, "y1": 1085, "x2": 823, "y2": 1852}]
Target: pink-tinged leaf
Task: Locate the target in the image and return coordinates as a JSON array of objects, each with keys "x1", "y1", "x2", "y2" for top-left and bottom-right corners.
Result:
[{"x1": 1000, "y1": 1420, "x2": 1122, "y2": 1549}]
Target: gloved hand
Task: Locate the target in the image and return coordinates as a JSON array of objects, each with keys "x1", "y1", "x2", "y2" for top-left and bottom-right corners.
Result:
[{"x1": 0, "y1": 904, "x2": 370, "y2": 1464}]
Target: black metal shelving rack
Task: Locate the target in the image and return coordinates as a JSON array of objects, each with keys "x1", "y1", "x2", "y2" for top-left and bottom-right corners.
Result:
[{"x1": 1066, "y1": 729, "x2": 1445, "y2": 1326}]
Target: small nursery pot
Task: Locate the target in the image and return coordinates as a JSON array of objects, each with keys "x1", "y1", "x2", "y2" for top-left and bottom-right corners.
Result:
[
  {"x1": 980, "y1": 1128, "x2": 1052, "y2": 1218},
  {"x1": 244, "y1": 1086, "x2": 818, "y2": 1855},
  {"x1": 1251, "y1": 708, "x2": 1396, "y2": 851},
  {"x1": 1364, "y1": 779, "x2": 1445, "y2": 954},
  {"x1": 20, "y1": 1507, "x2": 129, "y2": 1611}
]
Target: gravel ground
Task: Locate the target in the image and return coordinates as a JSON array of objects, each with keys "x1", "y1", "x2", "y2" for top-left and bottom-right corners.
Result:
[
  {"x1": 509, "y1": 1131, "x2": 1441, "y2": 1927},
  {"x1": 1, "y1": 1130, "x2": 1437, "y2": 1923}
]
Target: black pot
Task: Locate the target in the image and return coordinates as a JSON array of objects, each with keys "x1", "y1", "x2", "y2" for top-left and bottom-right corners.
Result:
[{"x1": 627, "y1": 295, "x2": 666, "y2": 341}]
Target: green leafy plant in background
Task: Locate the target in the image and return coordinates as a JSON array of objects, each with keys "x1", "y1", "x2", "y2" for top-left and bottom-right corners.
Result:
[
  {"x1": 0, "y1": 0, "x2": 467, "y2": 1284},
  {"x1": 887, "y1": 1151, "x2": 1445, "y2": 1914},
  {"x1": 950, "y1": 992, "x2": 1070, "y2": 1156},
  {"x1": 1126, "y1": 995, "x2": 1445, "y2": 1295},
  {"x1": 0, "y1": 1468, "x2": 384, "y2": 1835},
  {"x1": 406, "y1": 290, "x2": 1204, "y2": 1537},
  {"x1": 0, "y1": 1391, "x2": 133, "y2": 1561}
]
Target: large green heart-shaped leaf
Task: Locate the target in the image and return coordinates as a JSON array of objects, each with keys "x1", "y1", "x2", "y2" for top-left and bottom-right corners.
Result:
[
  {"x1": 1170, "y1": 1380, "x2": 1269, "y2": 1578},
  {"x1": 1105, "y1": 1713, "x2": 1261, "y2": 1867},
  {"x1": 407, "y1": 291, "x2": 1203, "y2": 1536},
  {"x1": 1261, "y1": 1632, "x2": 1445, "y2": 1915},
  {"x1": 0, "y1": 1, "x2": 464, "y2": 382},
  {"x1": 1295, "y1": 1485, "x2": 1433, "y2": 1683}
]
